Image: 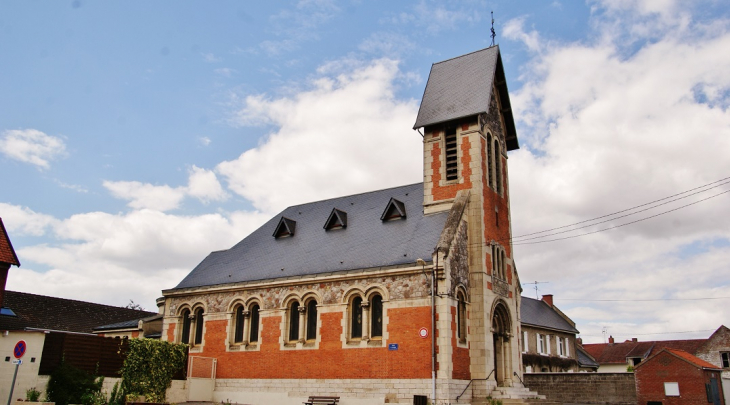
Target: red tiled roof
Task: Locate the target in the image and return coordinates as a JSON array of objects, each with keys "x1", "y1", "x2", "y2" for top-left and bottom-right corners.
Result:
[
  {"x1": 0, "y1": 290, "x2": 156, "y2": 333},
  {"x1": 583, "y1": 338, "x2": 707, "y2": 364},
  {"x1": 0, "y1": 218, "x2": 20, "y2": 266},
  {"x1": 664, "y1": 348, "x2": 719, "y2": 369}
]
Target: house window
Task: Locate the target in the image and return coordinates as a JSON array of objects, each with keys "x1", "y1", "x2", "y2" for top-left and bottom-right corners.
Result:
[
  {"x1": 180, "y1": 309, "x2": 192, "y2": 344},
  {"x1": 722, "y1": 352, "x2": 729, "y2": 368},
  {"x1": 444, "y1": 126, "x2": 458, "y2": 181},
  {"x1": 351, "y1": 296, "x2": 363, "y2": 339},
  {"x1": 371, "y1": 294, "x2": 383, "y2": 338},
  {"x1": 249, "y1": 304, "x2": 260, "y2": 343},
  {"x1": 233, "y1": 305, "x2": 245, "y2": 343},
  {"x1": 538, "y1": 334, "x2": 545, "y2": 354},
  {"x1": 193, "y1": 308, "x2": 204, "y2": 345},
  {"x1": 664, "y1": 382, "x2": 680, "y2": 396},
  {"x1": 546, "y1": 335, "x2": 551, "y2": 355},
  {"x1": 306, "y1": 299, "x2": 318, "y2": 341},
  {"x1": 457, "y1": 291, "x2": 467, "y2": 342},
  {"x1": 523, "y1": 331, "x2": 528, "y2": 353},
  {"x1": 289, "y1": 301, "x2": 300, "y2": 342},
  {"x1": 557, "y1": 337, "x2": 565, "y2": 356}
]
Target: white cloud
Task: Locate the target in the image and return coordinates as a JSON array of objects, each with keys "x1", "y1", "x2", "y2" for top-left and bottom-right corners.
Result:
[
  {"x1": 0, "y1": 203, "x2": 58, "y2": 236},
  {"x1": 214, "y1": 68, "x2": 235, "y2": 78},
  {"x1": 199, "y1": 136, "x2": 212, "y2": 146},
  {"x1": 186, "y1": 165, "x2": 228, "y2": 204},
  {"x1": 103, "y1": 181, "x2": 187, "y2": 211},
  {"x1": 383, "y1": 1, "x2": 482, "y2": 35},
  {"x1": 507, "y1": 2, "x2": 730, "y2": 342},
  {"x1": 218, "y1": 58, "x2": 422, "y2": 213},
  {"x1": 202, "y1": 52, "x2": 222, "y2": 63},
  {"x1": 5, "y1": 204, "x2": 269, "y2": 307},
  {"x1": 358, "y1": 32, "x2": 417, "y2": 58},
  {"x1": 0, "y1": 129, "x2": 67, "y2": 169}
]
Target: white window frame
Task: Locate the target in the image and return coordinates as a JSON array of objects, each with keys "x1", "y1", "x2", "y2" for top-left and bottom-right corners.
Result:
[
  {"x1": 664, "y1": 382, "x2": 680, "y2": 396},
  {"x1": 565, "y1": 338, "x2": 570, "y2": 357},
  {"x1": 557, "y1": 337, "x2": 564, "y2": 356},
  {"x1": 523, "y1": 331, "x2": 528, "y2": 353},
  {"x1": 546, "y1": 334, "x2": 551, "y2": 355},
  {"x1": 722, "y1": 352, "x2": 730, "y2": 368},
  {"x1": 538, "y1": 334, "x2": 545, "y2": 355}
]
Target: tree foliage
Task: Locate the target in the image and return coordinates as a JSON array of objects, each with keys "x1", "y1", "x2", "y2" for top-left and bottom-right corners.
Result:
[
  {"x1": 46, "y1": 362, "x2": 102, "y2": 405},
  {"x1": 120, "y1": 339, "x2": 188, "y2": 403}
]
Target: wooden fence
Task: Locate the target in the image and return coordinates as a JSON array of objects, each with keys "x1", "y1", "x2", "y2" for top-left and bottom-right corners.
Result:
[{"x1": 38, "y1": 332, "x2": 186, "y2": 379}]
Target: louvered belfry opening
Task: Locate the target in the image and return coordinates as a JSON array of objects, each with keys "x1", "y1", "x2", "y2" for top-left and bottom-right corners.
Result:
[{"x1": 444, "y1": 126, "x2": 458, "y2": 181}]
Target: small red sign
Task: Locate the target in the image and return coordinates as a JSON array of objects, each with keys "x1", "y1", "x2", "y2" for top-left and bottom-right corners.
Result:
[
  {"x1": 13, "y1": 340, "x2": 26, "y2": 359},
  {"x1": 418, "y1": 327, "x2": 429, "y2": 338}
]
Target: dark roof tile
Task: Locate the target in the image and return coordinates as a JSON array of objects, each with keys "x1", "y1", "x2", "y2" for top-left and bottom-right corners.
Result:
[{"x1": 520, "y1": 296, "x2": 579, "y2": 334}]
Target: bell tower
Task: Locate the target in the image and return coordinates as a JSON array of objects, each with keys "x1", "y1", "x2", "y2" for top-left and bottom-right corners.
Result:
[{"x1": 414, "y1": 45, "x2": 523, "y2": 391}]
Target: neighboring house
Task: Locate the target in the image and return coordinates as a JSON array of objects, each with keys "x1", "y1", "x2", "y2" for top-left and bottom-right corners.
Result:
[
  {"x1": 575, "y1": 340, "x2": 600, "y2": 372},
  {"x1": 93, "y1": 297, "x2": 165, "y2": 339},
  {"x1": 0, "y1": 217, "x2": 157, "y2": 403},
  {"x1": 520, "y1": 295, "x2": 581, "y2": 373},
  {"x1": 635, "y1": 348, "x2": 725, "y2": 405},
  {"x1": 161, "y1": 45, "x2": 537, "y2": 405}
]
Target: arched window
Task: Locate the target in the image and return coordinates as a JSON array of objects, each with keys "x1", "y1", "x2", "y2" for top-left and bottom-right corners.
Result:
[
  {"x1": 180, "y1": 308, "x2": 191, "y2": 344},
  {"x1": 193, "y1": 308, "x2": 204, "y2": 345},
  {"x1": 370, "y1": 294, "x2": 383, "y2": 338},
  {"x1": 289, "y1": 301, "x2": 300, "y2": 342},
  {"x1": 494, "y1": 139, "x2": 502, "y2": 194},
  {"x1": 457, "y1": 291, "x2": 467, "y2": 341},
  {"x1": 306, "y1": 300, "x2": 318, "y2": 341},
  {"x1": 501, "y1": 250, "x2": 507, "y2": 279},
  {"x1": 351, "y1": 296, "x2": 363, "y2": 339},
  {"x1": 233, "y1": 305, "x2": 245, "y2": 343},
  {"x1": 249, "y1": 303, "x2": 260, "y2": 343},
  {"x1": 487, "y1": 133, "x2": 494, "y2": 189}
]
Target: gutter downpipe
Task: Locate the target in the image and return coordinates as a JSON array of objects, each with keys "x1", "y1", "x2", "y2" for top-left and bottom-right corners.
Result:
[{"x1": 432, "y1": 254, "x2": 437, "y2": 405}]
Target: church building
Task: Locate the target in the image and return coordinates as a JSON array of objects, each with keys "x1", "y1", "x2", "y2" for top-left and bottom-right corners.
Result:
[{"x1": 161, "y1": 45, "x2": 537, "y2": 405}]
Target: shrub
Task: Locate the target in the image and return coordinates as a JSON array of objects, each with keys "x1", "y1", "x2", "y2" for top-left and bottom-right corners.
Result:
[
  {"x1": 120, "y1": 339, "x2": 188, "y2": 403},
  {"x1": 46, "y1": 362, "x2": 102, "y2": 405},
  {"x1": 26, "y1": 387, "x2": 41, "y2": 402}
]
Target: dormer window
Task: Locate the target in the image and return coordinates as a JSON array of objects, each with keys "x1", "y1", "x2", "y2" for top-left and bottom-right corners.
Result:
[
  {"x1": 273, "y1": 217, "x2": 297, "y2": 238},
  {"x1": 381, "y1": 198, "x2": 406, "y2": 221},
  {"x1": 324, "y1": 208, "x2": 347, "y2": 230},
  {"x1": 444, "y1": 126, "x2": 458, "y2": 181}
]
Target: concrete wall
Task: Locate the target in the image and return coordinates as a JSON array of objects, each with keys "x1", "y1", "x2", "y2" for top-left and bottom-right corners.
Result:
[
  {"x1": 523, "y1": 372, "x2": 636, "y2": 405},
  {"x1": 0, "y1": 331, "x2": 47, "y2": 403}
]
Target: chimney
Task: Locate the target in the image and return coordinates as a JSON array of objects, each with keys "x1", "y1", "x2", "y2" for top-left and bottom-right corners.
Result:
[
  {"x1": 156, "y1": 297, "x2": 166, "y2": 315},
  {"x1": 608, "y1": 335, "x2": 615, "y2": 344},
  {"x1": 576, "y1": 337, "x2": 583, "y2": 345},
  {"x1": 632, "y1": 338, "x2": 638, "y2": 342},
  {"x1": 541, "y1": 294, "x2": 553, "y2": 307}
]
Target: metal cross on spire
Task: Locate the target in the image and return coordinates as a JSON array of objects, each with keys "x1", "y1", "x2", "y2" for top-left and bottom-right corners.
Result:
[{"x1": 490, "y1": 11, "x2": 496, "y2": 46}]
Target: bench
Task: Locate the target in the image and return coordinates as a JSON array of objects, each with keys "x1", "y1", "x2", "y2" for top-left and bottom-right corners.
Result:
[{"x1": 303, "y1": 396, "x2": 340, "y2": 405}]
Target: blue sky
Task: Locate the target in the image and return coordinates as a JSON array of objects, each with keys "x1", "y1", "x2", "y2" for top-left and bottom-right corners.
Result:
[{"x1": 2, "y1": 1, "x2": 729, "y2": 343}]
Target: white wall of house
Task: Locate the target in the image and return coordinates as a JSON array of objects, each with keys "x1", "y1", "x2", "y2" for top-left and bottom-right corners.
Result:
[{"x1": 0, "y1": 331, "x2": 47, "y2": 402}]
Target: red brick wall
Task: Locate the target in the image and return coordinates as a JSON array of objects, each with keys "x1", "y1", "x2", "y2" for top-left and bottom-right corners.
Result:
[
  {"x1": 636, "y1": 351, "x2": 723, "y2": 405},
  {"x1": 430, "y1": 131, "x2": 473, "y2": 201},
  {"x1": 189, "y1": 306, "x2": 432, "y2": 379},
  {"x1": 451, "y1": 305, "x2": 470, "y2": 380}
]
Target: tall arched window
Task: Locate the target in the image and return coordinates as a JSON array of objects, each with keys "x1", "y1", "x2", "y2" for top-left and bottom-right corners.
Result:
[
  {"x1": 306, "y1": 300, "x2": 318, "y2": 341},
  {"x1": 487, "y1": 133, "x2": 494, "y2": 189},
  {"x1": 180, "y1": 308, "x2": 191, "y2": 344},
  {"x1": 501, "y1": 250, "x2": 507, "y2": 279},
  {"x1": 370, "y1": 294, "x2": 383, "y2": 338},
  {"x1": 351, "y1": 296, "x2": 363, "y2": 339},
  {"x1": 494, "y1": 139, "x2": 502, "y2": 194},
  {"x1": 457, "y1": 291, "x2": 467, "y2": 341},
  {"x1": 289, "y1": 301, "x2": 300, "y2": 342},
  {"x1": 233, "y1": 305, "x2": 245, "y2": 343},
  {"x1": 193, "y1": 308, "x2": 204, "y2": 345},
  {"x1": 249, "y1": 303, "x2": 260, "y2": 343}
]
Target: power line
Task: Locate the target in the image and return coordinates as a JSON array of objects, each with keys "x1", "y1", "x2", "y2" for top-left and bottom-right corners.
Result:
[
  {"x1": 512, "y1": 188, "x2": 730, "y2": 245},
  {"x1": 580, "y1": 329, "x2": 714, "y2": 337},
  {"x1": 557, "y1": 296, "x2": 730, "y2": 302},
  {"x1": 512, "y1": 175, "x2": 730, "y2": 241}
]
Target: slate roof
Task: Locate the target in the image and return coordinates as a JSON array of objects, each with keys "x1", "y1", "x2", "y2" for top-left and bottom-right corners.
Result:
[
  {"x1": 520, "y1": 296, "x2": 579, "y2": 334},
  {"x1": 583, "y1": 338, "x2": 707, "y2": 365},
  {"x1": 93, "y1": 313, "x2": 162, "y2": 331},
  {"x1": 172, "y1": 183, "x2": 449, "y2": 290},
  {"x1": 0, "y1": 218, "x2": 20, "y2": 266},
  {"x1": 413, "y1": 46, "x2": 519, "y2": 151},
  {"x1": 0, "y1": 291, "x2": 156, "y2": 334},
  {"x1": 576, "y1": 345, "x2": 599, "y2": 369}
]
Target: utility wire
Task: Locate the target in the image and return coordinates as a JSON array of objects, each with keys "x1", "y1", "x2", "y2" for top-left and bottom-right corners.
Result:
[
  {"x1": 557, "y1": 297, "x2": 730, "y2": 302},
  {"x1": 512, "y1": 188, "x2": 730, "y2": 245},
  {"x1": 511, "y1": 175, "x2": 730, "y2": 240},
  {"x1": 580, "y1": 329, "x2": 714, "y2": 337},
  {"x1": 512, "y1": 179, "x2": 730, "y2": 242}
]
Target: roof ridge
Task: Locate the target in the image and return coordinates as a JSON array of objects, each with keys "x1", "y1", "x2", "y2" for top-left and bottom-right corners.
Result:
[
  {"x1": 431, "y1": 45, "x2": 499, "y2": 66},
  {"x1": 5, "y1": 290, "x2": 156, "y2": 315},
  {"x1": 279, "y1": 182, "x2": 423, "y2": 211}
]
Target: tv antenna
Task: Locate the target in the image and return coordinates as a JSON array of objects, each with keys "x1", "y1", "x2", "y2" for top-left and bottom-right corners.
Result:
[
  {"x1": 602, "y1": 326, "x2": 609, "y2": 343},
  {"x1": 490, "y1": 11, "x2": 496, "y2": 46},
  {"x1": 522, "y1": 281, "x2": 549, "y2": 299}
]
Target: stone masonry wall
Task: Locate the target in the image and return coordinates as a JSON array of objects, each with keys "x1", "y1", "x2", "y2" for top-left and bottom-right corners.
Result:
[{"x1": 523, "y1": 373, "x2": 636, "y2": 405}]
